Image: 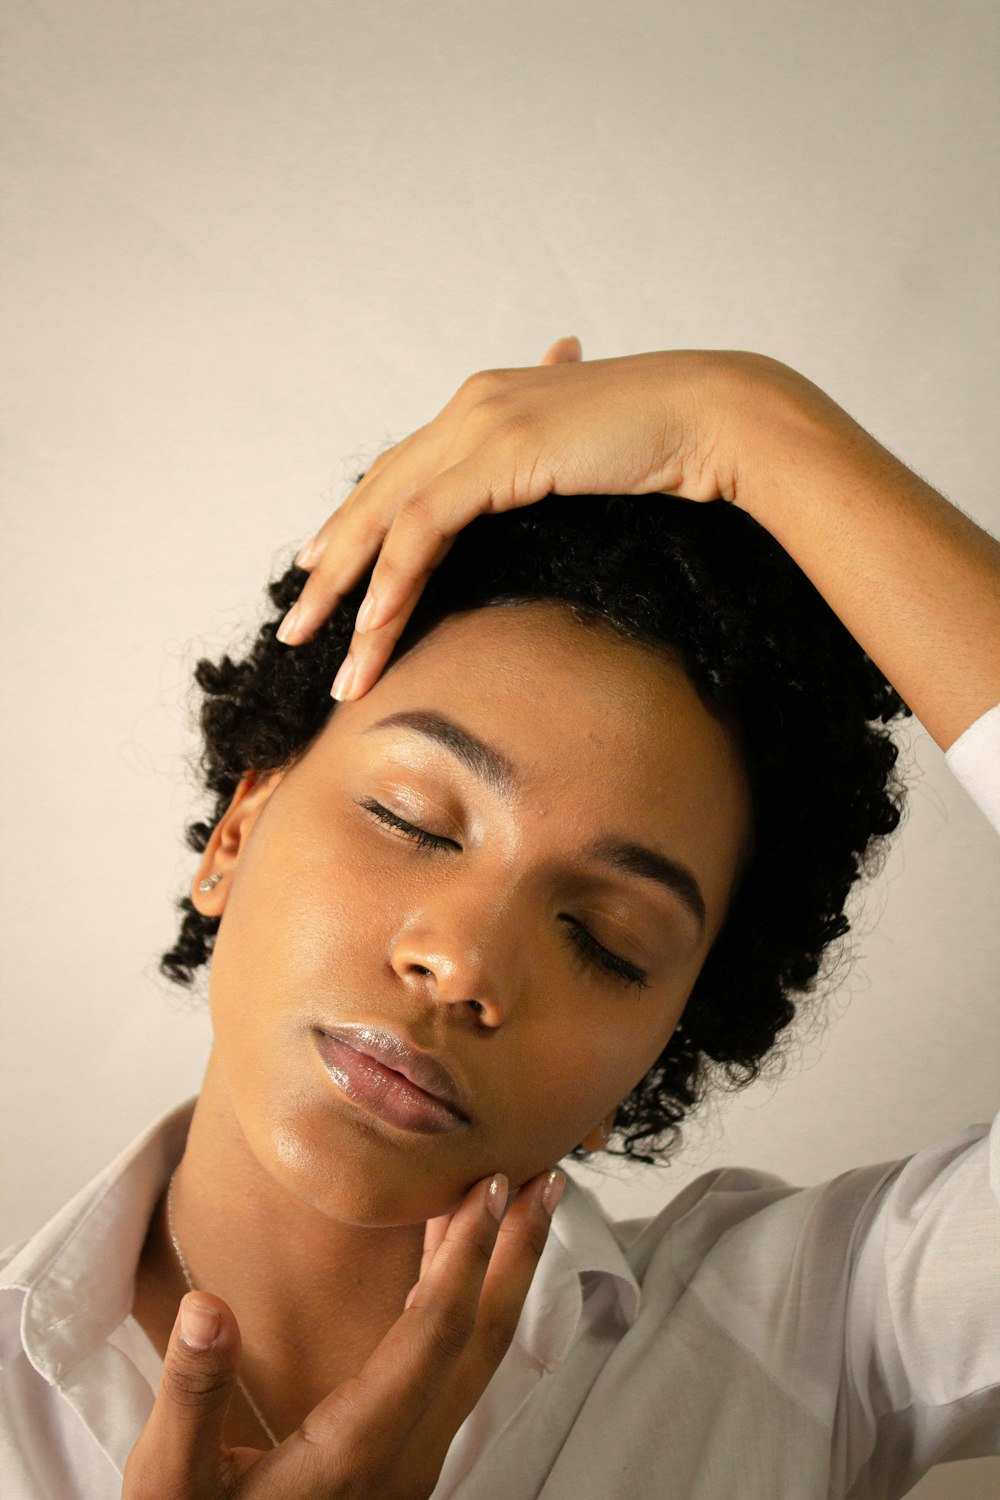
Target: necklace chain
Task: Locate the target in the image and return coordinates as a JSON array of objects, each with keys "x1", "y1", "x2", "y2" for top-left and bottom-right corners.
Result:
[{"x1": 165, "y1": 1169, "x2": 279, "y2": 1448}]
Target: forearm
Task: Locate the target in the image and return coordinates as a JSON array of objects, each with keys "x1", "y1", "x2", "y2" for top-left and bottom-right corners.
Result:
[{"x1": 726, "y1": 359, "x2": 1000, "y2": 754}]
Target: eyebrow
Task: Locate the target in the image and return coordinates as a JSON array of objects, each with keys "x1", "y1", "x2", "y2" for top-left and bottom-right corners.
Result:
[{"x1": 362, "y1": 709, "x2": 708, "y2": 939}]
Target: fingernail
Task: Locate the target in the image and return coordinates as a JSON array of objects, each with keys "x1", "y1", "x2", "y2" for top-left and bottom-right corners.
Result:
[
  {"x1": 355, "y1": 592, "x2": 378, "y2": 632},
  {"x1": 541, "y1": 1169, "x2": 565, "y2": 1216},
  {"x1": 295, "y1": 538, "x2": 318, "y2": 567},
  {"x1": 180, "y1": 1294, "x2": 221, "y2": 1350},
  {"x1": 330, "y1": 654, "x2": 355, "y2": 701},
  {"x1": 486, "y1": 1172, "x2": 509, "y2": 1222},
  {"x1": 276, "y1": 606, "x2": 300, "y2": 644}
]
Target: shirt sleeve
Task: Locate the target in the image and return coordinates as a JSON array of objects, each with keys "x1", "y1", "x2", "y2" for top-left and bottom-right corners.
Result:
[
  {"x1": 835, "y1": 1121, "x2": 1000, "y2": 1489},
  {"x1": 944, "y1": 699, "x2": 1000, "y2": 833},
  {"x1": 838, "y1": 697, "x2": 1000, "y2": 1487}
]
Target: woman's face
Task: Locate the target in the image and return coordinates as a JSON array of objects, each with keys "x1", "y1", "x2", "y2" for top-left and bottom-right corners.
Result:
[{"x1": 196, "y1": 602, "x2": 753, "y2": 1225}]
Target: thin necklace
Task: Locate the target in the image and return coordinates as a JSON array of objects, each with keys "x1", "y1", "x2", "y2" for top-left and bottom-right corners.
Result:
[{"x1": 165, "y1": 1169, "x2": 280, "y2": 1448}]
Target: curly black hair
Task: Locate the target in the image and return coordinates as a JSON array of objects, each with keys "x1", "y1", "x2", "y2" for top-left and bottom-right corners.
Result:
[{"x1": 160, "y1": 485, "x2": 911, "y2": 1166}]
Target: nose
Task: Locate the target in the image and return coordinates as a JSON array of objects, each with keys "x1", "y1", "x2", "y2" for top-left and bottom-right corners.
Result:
[{"x1": 389, "y1": 916, "x2": 509, "y2": 1028}]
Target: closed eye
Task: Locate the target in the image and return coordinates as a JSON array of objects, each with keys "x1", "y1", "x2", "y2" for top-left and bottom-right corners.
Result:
[
  {"x1": 558, "y1": 917, "x2": 649, "y2": 990},
  {"x1": 357, "y1": 797, "x2": 649, "y2": 991},
  {"x1": 358, "y1": 795, "x2": 459, "y2": 850}
]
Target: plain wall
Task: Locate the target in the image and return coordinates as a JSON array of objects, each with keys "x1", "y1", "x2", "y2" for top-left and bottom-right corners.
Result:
[{"x1": 2, "y1": 3, "x2": 998, "y2": 1495}]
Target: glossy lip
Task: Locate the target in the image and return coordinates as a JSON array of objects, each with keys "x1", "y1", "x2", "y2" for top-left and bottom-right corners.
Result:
[{"x1": 314, "y1": 1024, "x2": 471, "y2": 1122}]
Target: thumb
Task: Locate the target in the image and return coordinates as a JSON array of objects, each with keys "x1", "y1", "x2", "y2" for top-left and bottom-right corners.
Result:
[
  {"x1": 124, "y1": 1292, "x2": 241, "y2": 1499},
  {"x1": 539, "y1": 334, "x2": 583, "y2": 365}
]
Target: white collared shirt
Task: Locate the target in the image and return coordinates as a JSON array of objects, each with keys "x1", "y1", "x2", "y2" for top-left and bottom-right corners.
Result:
[{"x1": 3, "y1": 702, "x2": 999, "y2": 1500}]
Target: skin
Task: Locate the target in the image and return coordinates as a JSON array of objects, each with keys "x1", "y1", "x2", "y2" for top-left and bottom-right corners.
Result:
[
  {"x1": 125, "y1": 336, "x2": 1000, "y2": 1494},
  {"x1": 134, "y1": 598, "x2": 753, "y2": 1449}
]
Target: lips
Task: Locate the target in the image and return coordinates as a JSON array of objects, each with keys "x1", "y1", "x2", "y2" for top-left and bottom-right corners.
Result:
[{"x1": 314, "y1": 1024, "x2": 470, "y2": 1121}]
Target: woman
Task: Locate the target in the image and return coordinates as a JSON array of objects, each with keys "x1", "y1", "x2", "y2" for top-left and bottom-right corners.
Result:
[{"x1": 1, "y1": 341, "x2": 997, "y2": 1499}]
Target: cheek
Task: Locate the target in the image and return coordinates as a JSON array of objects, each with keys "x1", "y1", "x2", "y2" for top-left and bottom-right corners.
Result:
[
  {"x1": 210, "y1": 809, "x2": 384, "y2": 1033},
  {"x1": 502, "y1": 1010, "x2": 666, "y2": 1166}
]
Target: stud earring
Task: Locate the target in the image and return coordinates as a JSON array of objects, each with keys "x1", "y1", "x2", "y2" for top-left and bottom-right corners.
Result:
[{"x1": 198, "y1": 873, "x2": 223, "y2": 892}]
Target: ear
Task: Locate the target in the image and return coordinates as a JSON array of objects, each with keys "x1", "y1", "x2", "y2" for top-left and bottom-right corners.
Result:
[{"x1": 190, "y1": 770, "x2": 284, "y2": 915}]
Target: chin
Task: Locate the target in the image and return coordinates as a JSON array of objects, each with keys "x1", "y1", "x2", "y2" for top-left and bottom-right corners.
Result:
[{"x1": 259, "y1": 1107, "x2": 471, "y2": 1227}]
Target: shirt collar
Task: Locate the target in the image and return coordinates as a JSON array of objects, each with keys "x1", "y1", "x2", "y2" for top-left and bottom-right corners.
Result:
[
  {"x1": 0, "y1": 1098, "x2": 640, "y2": 1384},
  {"x1": 0, "y1": 1098, "x2": 195, "y2": 1382},
  {"x1": 549, "y1": 1172, "x2": 641, "y2": 1326}
]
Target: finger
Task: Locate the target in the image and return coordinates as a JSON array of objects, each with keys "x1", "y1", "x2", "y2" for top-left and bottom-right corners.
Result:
[
  {"x1": 360, "y1": 435, "x2": 557, "y2": 627},
  {"x1": 281, "y1": 427, "x2": 449, "y2": 645},
  {"x1": 283, "y1": 347, "x2": 578, "y2": 648},
  {"x1": 331, "y1": 438, "x2": 557, "y2": 701},
  {"x1": 358, "y1": 1169, "x2": 562, "y2": 1451},
  {"x1": 328, "y1": 532, "x2": 455, "y2": 703},
  {"x1": 404, "y1": 1207, "x2": 457, "y2": 1312},
  {"x1": 540, "y1": 334, "x2": 583, "y2": 365},
  {"x1": 293, "y1": 473, "x2": 386, "y2": 577},
  {"x1": 296, "y1": 345, "x2": 578, "y2": 574},
  {"x1": 413, "y1": 1168, "x2": 565, "y2": 1442},
  {"x1": 287, "y1": 462, "x2": 457, "y2": 654},
  {"x1": 453, "y1": 1169, "x2": 565, "y2": 1385},
  {"x1": 295, "y1": 346, "x2": 576, "y2": 574},
  {"x1": 292, "y1": 422, "x2": 435, "y2": 573},
  {"x1": 300, "y1": 1173, "x2": 510, "y2": 1456},
  {"x1": 122, "y1": 1292, "x2": 241, "y2": 1500}
]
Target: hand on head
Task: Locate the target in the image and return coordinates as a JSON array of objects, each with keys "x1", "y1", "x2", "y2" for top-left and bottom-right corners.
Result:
[{"x1": 278, "y1": 335, "x2": 754, "y2": 702}]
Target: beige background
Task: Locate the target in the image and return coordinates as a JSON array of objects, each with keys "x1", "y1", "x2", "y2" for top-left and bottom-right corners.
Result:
[{"x1": 2, "y1": 2, "x2": 998, "y2": 1494}]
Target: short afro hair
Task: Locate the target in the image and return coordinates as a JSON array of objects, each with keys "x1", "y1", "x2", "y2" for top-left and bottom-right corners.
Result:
[{"x1": 160, "y1": 486, "x2": 910, "y2": 1165}]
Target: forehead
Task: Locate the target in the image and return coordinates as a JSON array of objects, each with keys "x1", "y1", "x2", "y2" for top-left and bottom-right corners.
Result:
[
  {"x1": 381, "y1": 603, "x2": 741, "y2": 781},
  {"x1": 331, "y1": 603, "x2": 754, "y2": 925}
]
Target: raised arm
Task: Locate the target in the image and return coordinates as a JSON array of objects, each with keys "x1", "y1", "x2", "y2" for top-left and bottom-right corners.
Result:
[
  {"x1": 724, "y1": 356, "x2": 1000, "y2": 753},
  {"x1": 281, "y1": 343, "x2": 1000, "y2": 747}
]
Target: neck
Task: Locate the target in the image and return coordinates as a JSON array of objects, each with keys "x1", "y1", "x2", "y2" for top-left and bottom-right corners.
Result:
[{"x1": 156, "y1": 1048, "x2": 426, "y2": 1433}]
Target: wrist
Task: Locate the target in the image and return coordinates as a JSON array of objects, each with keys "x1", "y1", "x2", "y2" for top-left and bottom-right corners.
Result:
[
  {"x1": 718, "y1": 354, "x2": 892, "y2": 529},
  {"x1": 709, "y1": 356, "x2": 1000, "y2": 751}
]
